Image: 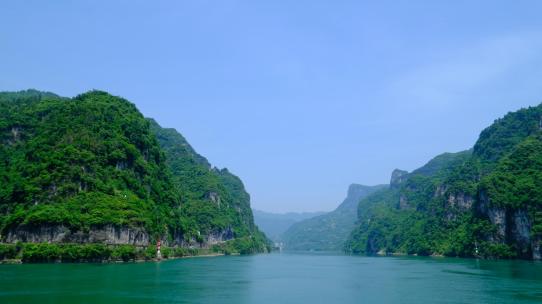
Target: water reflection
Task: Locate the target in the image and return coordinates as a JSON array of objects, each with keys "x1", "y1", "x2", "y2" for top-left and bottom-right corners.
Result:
[{"x1": 0, "y1": 253, "x2": 541, "y2": 304}]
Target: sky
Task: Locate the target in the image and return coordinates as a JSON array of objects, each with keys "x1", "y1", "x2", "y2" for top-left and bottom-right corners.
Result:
[{"x1": 2, "y1": 1, "x2": 542, "y2": 213}]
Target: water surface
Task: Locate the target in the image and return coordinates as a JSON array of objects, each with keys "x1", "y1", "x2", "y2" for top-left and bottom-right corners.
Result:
[{"x1": 1, "y1": 252, "x2": 541, "y2": 303}]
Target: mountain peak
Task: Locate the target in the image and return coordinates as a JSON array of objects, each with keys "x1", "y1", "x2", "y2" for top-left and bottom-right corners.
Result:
[{"x1": 390, "y1": 169, "x2": 408, "y2": 189}]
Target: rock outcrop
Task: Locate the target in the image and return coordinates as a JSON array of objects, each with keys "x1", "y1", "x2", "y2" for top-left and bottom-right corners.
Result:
[
  {"x1": 390, "y1": 169, "x2": 408, "y2": 189},
  {"x1": 347, "y1": 102, "x2": 542, "y2": 260},
  {"x1": 5, "y1": 225, "x2": 150, "y2": 246}
]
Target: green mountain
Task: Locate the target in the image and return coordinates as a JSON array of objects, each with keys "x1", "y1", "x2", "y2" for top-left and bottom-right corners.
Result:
[
  {"x1": 346, "y1": 104, "x2": 542, "y2": 260},
  {"x1": 0, "y1": 90, "x2": 268, "y2": 260},
  {"x1": 253, "y1": 210, "x2": 325, "y2": 242},
  {"x1": 149, "y1": 119, "x2": 268, "y2": 252},
  {"x1": 282, "y1": 184, "x2": 386, "y2": 251}
]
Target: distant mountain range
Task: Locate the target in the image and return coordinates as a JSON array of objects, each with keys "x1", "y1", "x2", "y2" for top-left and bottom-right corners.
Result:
[
  {"x1": 252, "y1": 210, "x2": 325, "y2": 242},
  {"x1": 281, "y1": 184, "x2": 386, "y2": 251}
]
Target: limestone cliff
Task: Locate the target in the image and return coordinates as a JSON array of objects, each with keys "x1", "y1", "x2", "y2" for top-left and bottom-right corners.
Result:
[{"x1": 347, "y1": 104, "x2": 542, "y2": 260}]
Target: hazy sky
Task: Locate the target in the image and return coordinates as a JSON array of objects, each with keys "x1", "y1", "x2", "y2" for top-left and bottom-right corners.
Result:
[{"x1": 2, "y1": 1, "x2": 542, "y2": 212}]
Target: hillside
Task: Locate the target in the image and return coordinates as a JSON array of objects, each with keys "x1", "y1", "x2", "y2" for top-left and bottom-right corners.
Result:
[
  {"x1": 0, "y1": 90, "x2": 268, "y2": 261},
  {"x1": 149, "y1": 119, "x2": 268, "y2": 253},
  {"x1": 282, "y1": 184, "x2": 386, "y2": 251},
  {"x1": 346, "y1": 104, "x2": 542, "y2": 260},
  {"x1": 253, "y1": 210, "x2": 325, "y2": 242}
]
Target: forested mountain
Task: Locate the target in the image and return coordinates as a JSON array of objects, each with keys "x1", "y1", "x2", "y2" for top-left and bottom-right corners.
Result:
[
  {"x1": 282, "y1": 184, "x2": 385, "y2": 251},
  {"x1": 148, "y1": 119, "x2": 268, "y2": 252},
  {"x1": 0, "y1": 90, "x2": 268, "y2": 261},
  {"x1": 346, "y1": 104, "x2": 542, "y2": 260},
  {"x1": 253, "y1": 210, "x2": 325, "y2": 242}
]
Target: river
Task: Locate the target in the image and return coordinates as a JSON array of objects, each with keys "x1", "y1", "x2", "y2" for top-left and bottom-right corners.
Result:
[{"x1": 0, "y1": 252, "x2": 541, "y2": 303}]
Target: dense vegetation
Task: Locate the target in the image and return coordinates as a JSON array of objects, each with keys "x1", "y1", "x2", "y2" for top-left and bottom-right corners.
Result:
[
  {"x1": 282, "y1": 184, "x2": 385, "y2": 251},
  {"x1": 0, "y1": 90, "x2": 178, "y2": 236},
  {"x1": 149, "y1": 119, "x2": 269, "y2": 252},
  {"x1": 0, "y1": 90, "x2": 269, "y2": 260},
  {"x1": 0, "y1": 242, "x2": 231, "y2": 262},
  {"x1": 346, "y1": 104, "x2": 542, "y2": 260}
]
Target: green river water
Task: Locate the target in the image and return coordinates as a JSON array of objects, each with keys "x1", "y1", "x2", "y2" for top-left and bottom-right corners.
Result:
[{"x1": 0, "y1": 252, "x2": 541, "y2": 304}]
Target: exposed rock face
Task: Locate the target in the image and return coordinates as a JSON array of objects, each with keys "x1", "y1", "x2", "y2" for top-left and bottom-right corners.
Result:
[
  {"x1": 447, "y1": 192, "x2": 474, "y2": 210},
  {"x1": 366, "y1": 231, "x2": 380, "y2": 254},
  {"x1": 390, "y1": 169, "x2": 408, "y2": 189},
  {"x1": 4, "y1": 225, "x2": 150, "y2": 246},
  {"x1": 206, "y1": 192, "x2": 221, "y2": 206},
  {"x1": 436, "y1": 185, "x2": 476, "y2": 220},
  {"x1": 533, "y1": 237, "x2": 542, "y2": 260},
  {"x1": 10, "y1": 126, "x2": 21, "y2": 143},
  {"x1": 4, "y1": 224, "x2": 236, "y2": 249},
  {"x1": 399, "y1": 195, "x2": 409, "y2": 210},
  {"x1": 477, "y1": 192, "x2": 505, "y2": 242},
  {"x1": 488, "y1": 208, "x2": 507, "y2": 241},
  {"x1": 5, "y1": 225, "x2": 69, "y2": 243},
  {"x1": 170, "y1": 227, "x2": 234, "y2": 248},
  {"x1": 478, "y1": 192, "x2": 537, "y2": 259},
  {"x1": 434, "y1": 185, "x2": 447, "y2": 198},
  {"x1": 206, "y1": 227, "x2": 234, "y2": 245},
  {"x1": 511, "y1": 209, "x2": 532, "y2": 257}
]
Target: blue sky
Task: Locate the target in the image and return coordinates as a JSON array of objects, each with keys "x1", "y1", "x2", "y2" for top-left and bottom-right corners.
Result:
[{"x1": 2, "y1": 1, "x2": 542, "y2": 212}]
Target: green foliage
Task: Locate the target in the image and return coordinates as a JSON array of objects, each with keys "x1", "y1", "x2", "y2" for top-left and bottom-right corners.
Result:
[
  {"x1": 477, "y1": 242, "x2": 517, "y2": 259},
  {"x1": 473, "y1": 105, "x2": 542, "y2": 162},
  {"x1": 159, "y1": 247, "x2": 171, "y2": 258},
  {"x1": 411, "y1": 150, "x2": 473, "y2": 179},
  {"x1": 481, "y1": 134, "x2": 542, "y2": 209},
  {"x1": 15, "y1": 243, "x2": 160, "y2": 262},
  {"x1": 144, "y1": 245, "x2": 157, "y2": 259},
  {"x1": 0, "y1": 90, "x2": 268, "y2": 255},
  {"x1": 217, "y1": 235, "x2": 271, "y2": 255},
  {"x1": 21, "y1": 243, "x2": 63, "y2": 262},
  {"x1": 0, "y1": 242, "x2": 241, "y2": 263},
  {"x1": 346, "y1": 104, "x2": 542, "y2": 259},
  {"x1": 149, "y1": 120, "x2": 269, "y2": 250},
  {"x1": 0, "y1": 243, "x2": 17, "y2": 259},
  {"x1": 20, "y1": 243, "x2": 117, "y2": 262},
  {"x1": 111, "y1": 245, "x2": 136, "y2": 261},
  {"x1": 0, "y1": 90, "x2": 178, "y2": 237}
]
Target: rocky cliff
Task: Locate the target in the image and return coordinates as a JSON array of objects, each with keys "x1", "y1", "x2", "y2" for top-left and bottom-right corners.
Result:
[{"x1": 346, "y1": 104, "x2": 542, "y2": 260}]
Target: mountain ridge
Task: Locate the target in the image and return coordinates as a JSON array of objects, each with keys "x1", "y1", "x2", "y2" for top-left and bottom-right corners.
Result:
[
  {"x1": 253, "y1": 209, "x2": 326, "y2": 242},
  {"x1": 282, "y1": 183, "x2": 386, "y2": 251},
  {"x1": 0, "y1": 89, "x2": 269, "y2": 260},
  {"x1": 346, "y1": 103, "x2": 542, "y2": 260}
]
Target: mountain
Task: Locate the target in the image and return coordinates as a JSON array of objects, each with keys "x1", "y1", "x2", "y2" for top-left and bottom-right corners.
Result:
[
  {"x1": 252, "y1": 210, "x2": 325, "y2": 242},
  {"x1": 0, "y1": 90, "x2": 268, "y2": 261},
  {"x1": 282, "y1": 184, "x2": 386, "y2": 251},
  {"x1": 346, "y1": 104, "x2": 542, "y2": 260},
  {"x1": 149, "y1": 119, "x2": 268, "y2": 253}
]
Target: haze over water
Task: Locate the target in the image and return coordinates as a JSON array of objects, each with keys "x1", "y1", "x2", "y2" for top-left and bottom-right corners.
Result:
[{"x1": 1, "y1": 253, "x2": 541, "y2": 304}]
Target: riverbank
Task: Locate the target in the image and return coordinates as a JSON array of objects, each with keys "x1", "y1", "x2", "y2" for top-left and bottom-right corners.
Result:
[
  {"x1": 370, "y1": 250, "x2": 532, "y2": 260},
  {"x1": 0, "y1": 242, "x2": 231, "y2": 264}
]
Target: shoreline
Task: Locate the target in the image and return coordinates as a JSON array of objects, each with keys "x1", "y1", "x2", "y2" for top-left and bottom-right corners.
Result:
[
  {"x1": 0, "y1": 251, "x2": 232, "y2": 265},
  {"x1": 0, "y1": 242, "x2": 248, "y2": 264}
]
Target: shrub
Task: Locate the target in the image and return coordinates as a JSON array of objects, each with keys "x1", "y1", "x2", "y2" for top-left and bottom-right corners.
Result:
[
  {"x1": 111, "y1": 245, "x2": 136, "y2": 261},
  {"x1": 0, "y1": 244, "x2": 17, "y2": 259}
]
